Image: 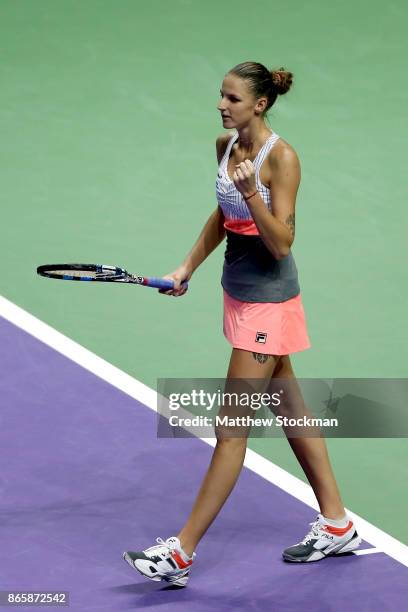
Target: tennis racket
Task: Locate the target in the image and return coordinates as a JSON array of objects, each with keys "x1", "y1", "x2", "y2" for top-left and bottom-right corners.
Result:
[{"x1": 36, "y1": 264, "x2": 188, "y2": 291}]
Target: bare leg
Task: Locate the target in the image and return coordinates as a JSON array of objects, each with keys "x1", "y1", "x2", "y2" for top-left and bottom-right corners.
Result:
[
  {"x1": 270, "y1": 355, "x2": 345, "y2": 519},
  {"x1": 177, "y1": 349, "x2": 279, "y2": 557}
]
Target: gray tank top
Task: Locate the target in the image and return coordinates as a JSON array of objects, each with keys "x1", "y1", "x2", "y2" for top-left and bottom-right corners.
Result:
[
  {"x1": 221, "y1": 230, "x2": 300, "y2": 302},
  {"x1": 217, "y1": 131, "x2": 301, "y2": 303}
]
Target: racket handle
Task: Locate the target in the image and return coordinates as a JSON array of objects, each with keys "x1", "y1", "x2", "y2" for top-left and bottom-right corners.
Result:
[{"x1": 146, "y1": 277, "x2": 189, "y2": 291}]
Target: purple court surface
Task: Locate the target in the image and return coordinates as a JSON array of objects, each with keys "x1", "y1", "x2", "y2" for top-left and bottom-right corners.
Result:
[{"x1": 1, "y1": 315, "x2": 407, "y2": 611}]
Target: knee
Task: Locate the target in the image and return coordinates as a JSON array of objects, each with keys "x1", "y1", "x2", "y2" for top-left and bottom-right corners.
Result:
[
  {"x1": 270, "y1": 399, "x2": 296, "y2": 418},
  {"x1": 214, "y1": 427, "x2": 248, "y2": 448},
  {"x1": 214, "y1": 410, "x2": 251, "y2": 444}
]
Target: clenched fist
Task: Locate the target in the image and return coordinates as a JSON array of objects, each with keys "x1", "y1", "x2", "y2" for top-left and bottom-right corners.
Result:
[{"x1": 232, "y1": 160, "x2": 257, "y2": 199}]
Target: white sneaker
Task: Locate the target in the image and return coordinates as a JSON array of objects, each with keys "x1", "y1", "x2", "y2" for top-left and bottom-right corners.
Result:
[
  {"x1": 123, "y1": 536, "x2": 195, "y2": 587},
  {"x1": 282, "y1": 514, "x2": 362, "y2": 562}
]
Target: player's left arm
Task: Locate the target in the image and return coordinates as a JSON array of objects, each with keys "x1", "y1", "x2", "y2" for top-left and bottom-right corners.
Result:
[
  {"x1": 267, "y1": 143, "x2": 301, "y2": 253},
  {"x1": 232, "y1": 142, "x2": 301, "y2": 258}
]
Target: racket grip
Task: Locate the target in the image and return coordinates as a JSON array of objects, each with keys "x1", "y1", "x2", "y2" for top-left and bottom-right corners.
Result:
[{"x1": 147, "y1": 277, "x2": 189, "y2": 291}]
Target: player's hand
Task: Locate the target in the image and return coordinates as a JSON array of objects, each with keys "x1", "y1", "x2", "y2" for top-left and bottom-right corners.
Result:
[
  {"x1": 159, "y1": 263, "x2": 192, "y2": 297},
  {"x1": 232, "y1": 160, "x2": 257, "y2": 198}
]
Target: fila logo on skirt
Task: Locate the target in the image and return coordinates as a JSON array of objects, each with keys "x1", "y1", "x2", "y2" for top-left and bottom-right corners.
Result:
[{"x1": 255, "y1": 331, "x2": 267, "y2": 344}]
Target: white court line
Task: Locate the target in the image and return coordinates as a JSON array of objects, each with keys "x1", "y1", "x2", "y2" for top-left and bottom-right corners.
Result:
[
  {"x1": 1, "y1": 293, "x2": 407, "y2": 569},
  {"x1": 353, "y1": 548, "x2": 381, "y2": 556}
]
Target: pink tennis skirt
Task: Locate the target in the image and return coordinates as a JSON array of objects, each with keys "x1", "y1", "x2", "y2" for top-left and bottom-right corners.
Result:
[{"x1": 223, "y1": 289, "x2": 311, "y2": 356}]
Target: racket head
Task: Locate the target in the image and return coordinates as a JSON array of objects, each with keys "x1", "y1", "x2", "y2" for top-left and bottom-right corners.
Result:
[{"x1": 36, "y1": 264, "x2": 127, "y2": 281}]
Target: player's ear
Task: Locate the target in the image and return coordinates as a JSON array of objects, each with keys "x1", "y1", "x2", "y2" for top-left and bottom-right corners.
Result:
[{"x1": 254, "y1": 96, "x2": 267, "y2": 115}]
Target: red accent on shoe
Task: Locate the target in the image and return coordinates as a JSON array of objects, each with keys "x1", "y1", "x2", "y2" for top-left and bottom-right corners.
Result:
[
  {"x1": 171, "y1": 550, "x2": 193, "y2": 569},
  {"x1": 323, "y1": 521, "x2": 354, "y2": 536}
]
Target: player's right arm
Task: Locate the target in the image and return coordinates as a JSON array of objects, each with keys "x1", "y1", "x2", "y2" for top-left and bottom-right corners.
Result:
[{"x1": 160, "y1": 134, "x2": 231, "y2": 296}]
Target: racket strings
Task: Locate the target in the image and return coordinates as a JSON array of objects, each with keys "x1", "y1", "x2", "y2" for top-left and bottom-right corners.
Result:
[
  {"x1": 37, "y1": 264, "x2": 127, "y2": 281},
  {"x1": 36, "y1": 265, "x2": 168, "y2": 287},
  {"x1": 52, "y1": 269, "x2": 99, "y2": 278}
]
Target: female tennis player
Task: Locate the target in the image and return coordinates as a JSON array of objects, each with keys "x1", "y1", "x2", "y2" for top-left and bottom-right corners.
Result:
[{"x1": 123, "y1": 61, "x2": 361, "y2": 586}]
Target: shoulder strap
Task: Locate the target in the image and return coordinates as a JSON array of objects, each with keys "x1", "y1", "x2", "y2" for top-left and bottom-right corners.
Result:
[
  {"x1": 220, "y1": 132, "x2": 239, "y2": 167},
  {"x1": 254, "y1": 133, "x2": 280, "y2": 171}
]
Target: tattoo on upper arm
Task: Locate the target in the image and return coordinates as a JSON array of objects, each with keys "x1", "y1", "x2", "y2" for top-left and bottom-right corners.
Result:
[{"x1": 285, "y1": 213, "x2": 296, "y2": 237}]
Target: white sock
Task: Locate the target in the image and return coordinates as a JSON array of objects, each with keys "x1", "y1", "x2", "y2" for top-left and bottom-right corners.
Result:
[
  {"x1": 321, "y1": 514, "x2": 349, "y2": 528},
  {"x1": 179, "y1": 544, "x2": 193, "y2": 562},
  {"x1": 169, "y1": 537, "x2": 193, "y2": 561}
]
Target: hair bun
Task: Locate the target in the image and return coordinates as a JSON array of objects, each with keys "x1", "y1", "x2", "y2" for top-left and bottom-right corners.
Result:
[{"x1": 270, "y1": 67, "x2": 293, "y2": 95}]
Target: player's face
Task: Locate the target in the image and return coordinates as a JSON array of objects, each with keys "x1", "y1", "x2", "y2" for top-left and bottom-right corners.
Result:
[{"x1": 217, "y1": 74, "x2": 261, "y2": 128}]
